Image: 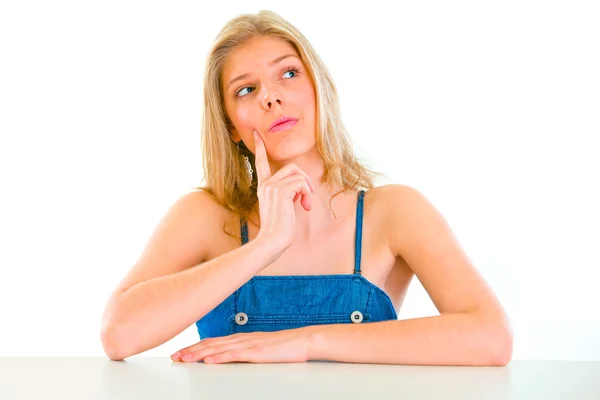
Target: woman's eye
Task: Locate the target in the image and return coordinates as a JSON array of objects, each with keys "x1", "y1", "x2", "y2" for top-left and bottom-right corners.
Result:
[
  {"x1": 235, "y1": 68, "x2": 298, "y2": 98},
  {"x1": 236, "y1": 87, "x2": 253, "y2": 97}
]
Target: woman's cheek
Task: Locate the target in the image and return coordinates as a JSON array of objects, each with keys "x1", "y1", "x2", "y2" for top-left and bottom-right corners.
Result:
[
  {"x1": 297, "y1": 82, "x2": 316, "y2": 108},
  {"x1": 235, "y1": 107, "x2": 254, "y2": 130}
]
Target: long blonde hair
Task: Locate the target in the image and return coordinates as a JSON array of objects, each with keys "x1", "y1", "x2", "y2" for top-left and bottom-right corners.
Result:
[{"x1": 193, "y1": 10, "x2": 386, "y2": 240}]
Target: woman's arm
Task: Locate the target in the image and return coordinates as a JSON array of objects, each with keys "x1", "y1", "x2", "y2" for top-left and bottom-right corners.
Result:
[
  {"x1": 100, "y1": 192, "x2": 279, "y2": 361},
  {"x1": 304, "y1": 184, "x2": 512, "y2": 366},
  {"x1": 101, "y1": 238, "x2": 277, "y2": 361},
  {"x1": 306, "y1": 310, "x2": 511, "y2": 366}
]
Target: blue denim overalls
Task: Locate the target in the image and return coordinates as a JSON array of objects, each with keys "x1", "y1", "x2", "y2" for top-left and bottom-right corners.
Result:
[{"x1": 195, "y1": 190, "x2": 398, "y2": 339}]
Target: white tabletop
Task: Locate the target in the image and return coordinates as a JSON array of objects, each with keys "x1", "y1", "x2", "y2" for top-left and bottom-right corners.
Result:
[{"x1": 0, "y1": 358, "x2": 598, "y2": 399}]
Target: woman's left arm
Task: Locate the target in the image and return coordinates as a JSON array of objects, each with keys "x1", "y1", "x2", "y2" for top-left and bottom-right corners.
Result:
[{"x1": 306, "y1": 185, "x2": 513, "y2": 366}]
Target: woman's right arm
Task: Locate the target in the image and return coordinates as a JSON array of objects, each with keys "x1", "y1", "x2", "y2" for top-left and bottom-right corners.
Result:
[
  {"x1": 101, "y1": 133, "x2": 315, "y2": 361},
  {"x1": 99, "y1": 192, "x2": 279, "y2": 361}
]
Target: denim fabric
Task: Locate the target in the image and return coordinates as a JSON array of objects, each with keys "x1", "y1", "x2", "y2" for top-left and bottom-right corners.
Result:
[{"x1": 195, "y1": 190, "x2": 398, "y2": 339}]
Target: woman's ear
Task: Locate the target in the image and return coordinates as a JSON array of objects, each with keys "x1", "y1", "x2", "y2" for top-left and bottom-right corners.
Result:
[{"x1": 230, "y1": 127, "x2": 242, "y2": 144}]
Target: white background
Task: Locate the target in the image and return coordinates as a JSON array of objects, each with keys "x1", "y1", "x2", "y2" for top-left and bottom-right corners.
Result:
[{"x1": 1, "y1": 0, "x2": 598, "y2": 360}]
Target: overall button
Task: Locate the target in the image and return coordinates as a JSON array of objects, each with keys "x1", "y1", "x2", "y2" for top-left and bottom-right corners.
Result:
[
  {"x1": 350, "y1": 311, "x2": 363, "y2": 323},
  {"x1": 235, "y1": 312, "x2": 248, "y2": 325}
]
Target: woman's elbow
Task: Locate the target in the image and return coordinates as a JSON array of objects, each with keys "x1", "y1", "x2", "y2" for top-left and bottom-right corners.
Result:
[{"x1": 100, "y1": 320, "x2": 128, "y2": 361}]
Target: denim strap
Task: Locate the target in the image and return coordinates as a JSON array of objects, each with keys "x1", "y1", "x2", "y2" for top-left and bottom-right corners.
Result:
[{"x1": 354, "y1": 190, "x2": 365, "y2": 275}]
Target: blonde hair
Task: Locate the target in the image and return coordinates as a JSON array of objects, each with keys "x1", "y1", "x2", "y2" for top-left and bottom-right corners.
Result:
[{"x1": 193, "y1": 10, "x2": 386, "y2": 241}]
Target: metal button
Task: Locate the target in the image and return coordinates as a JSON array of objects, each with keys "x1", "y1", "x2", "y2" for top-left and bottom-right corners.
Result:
[
  {"x1": 235, "y1": 312, "x2": 248, "y2": 325},
  {"x1": 350, "y1": 311, "x2": 363, "y2": 323}
]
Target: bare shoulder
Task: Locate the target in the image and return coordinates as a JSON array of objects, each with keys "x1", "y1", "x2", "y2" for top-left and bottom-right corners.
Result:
[
  {"x1": 365, "y1": 183, "x2": 422, "y2": 212},
  {"x1": 370, "y1": 183, "x2": 436, "y2": 211},
  {"x1": 369, "y1": 183, "x2": 442, "y2": 257},
  {"x1": 109, "y1": 189, "x2": 227, "y2": 295},
  {"x1": 150, "y1": 189, "x2": 235, "y2": 263}
]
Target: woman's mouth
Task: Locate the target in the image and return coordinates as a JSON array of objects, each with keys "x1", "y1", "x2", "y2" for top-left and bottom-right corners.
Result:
[{"x1": 269, "y1": 119, "x2": 298, "y2": 133}]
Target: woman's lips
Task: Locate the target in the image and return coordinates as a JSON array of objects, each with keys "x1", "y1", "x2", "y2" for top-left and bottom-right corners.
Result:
[{"x1": 269, "y1": 119, "x2": 298, "y2": 133}]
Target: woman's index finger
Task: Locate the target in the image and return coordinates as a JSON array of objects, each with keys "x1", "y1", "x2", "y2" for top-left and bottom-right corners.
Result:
[{"x1": 253, "y1": 130, "x2": 271, "y2": 183}]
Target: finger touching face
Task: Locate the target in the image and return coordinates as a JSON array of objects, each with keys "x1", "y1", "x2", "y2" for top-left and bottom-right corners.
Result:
[{"x1": 252, "y1": 130, "x2": 272, "y2": 185}]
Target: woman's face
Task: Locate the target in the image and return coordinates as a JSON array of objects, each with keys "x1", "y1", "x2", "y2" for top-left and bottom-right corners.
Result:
[{"x1": 221, "y1": 35, "x2": 317, "y2": 162}]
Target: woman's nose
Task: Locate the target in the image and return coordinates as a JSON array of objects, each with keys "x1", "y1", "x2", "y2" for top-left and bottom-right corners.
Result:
[{"x1": 261, "y1": 88, "x2": 282, "y2": 110}]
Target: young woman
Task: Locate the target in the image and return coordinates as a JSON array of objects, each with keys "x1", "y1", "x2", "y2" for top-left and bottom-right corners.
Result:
[{"x1": 100, "y1": 10, "x2": 513, "y2": 366}]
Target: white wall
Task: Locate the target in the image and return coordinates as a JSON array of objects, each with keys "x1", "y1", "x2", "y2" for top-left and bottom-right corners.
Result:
[{"x1": 1, "y1": 0, "x2": 598, "y2": 360}]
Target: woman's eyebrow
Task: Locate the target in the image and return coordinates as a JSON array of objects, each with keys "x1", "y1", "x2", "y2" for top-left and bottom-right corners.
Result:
[{"x1": 226, "y1": 54, "x2": 300, "y2": 91}]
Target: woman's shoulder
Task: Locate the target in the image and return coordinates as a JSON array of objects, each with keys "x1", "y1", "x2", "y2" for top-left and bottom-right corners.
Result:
[
  {"x1": 365, "y1": 183, "x2": 422, "y2": 208},
  {"x1": 170, "y1": 189, "x2": 240, "y2": 238},
  {"x1": 178, "y1": 189, "x2": 226, "y2": 215},
  {"x1": 365, "y1": 183, "x2": 429, "y2": 240},
  {"x1": 172, "y1": 189, "x2": 246, "y2": 257}
]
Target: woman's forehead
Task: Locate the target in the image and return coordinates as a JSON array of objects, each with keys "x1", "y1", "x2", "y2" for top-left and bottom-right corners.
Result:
[{"x1": 223, "y1": 36, "x2": 299, "y2": 78}]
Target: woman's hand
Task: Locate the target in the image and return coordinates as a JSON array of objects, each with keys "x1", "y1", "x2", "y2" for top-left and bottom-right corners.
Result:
[
  {"x1": 252, "y1": 130, "x2": 314, "y2": 256},
  {"x1": 170, "y1": 328, "x2": 313, "y2": 364}
]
